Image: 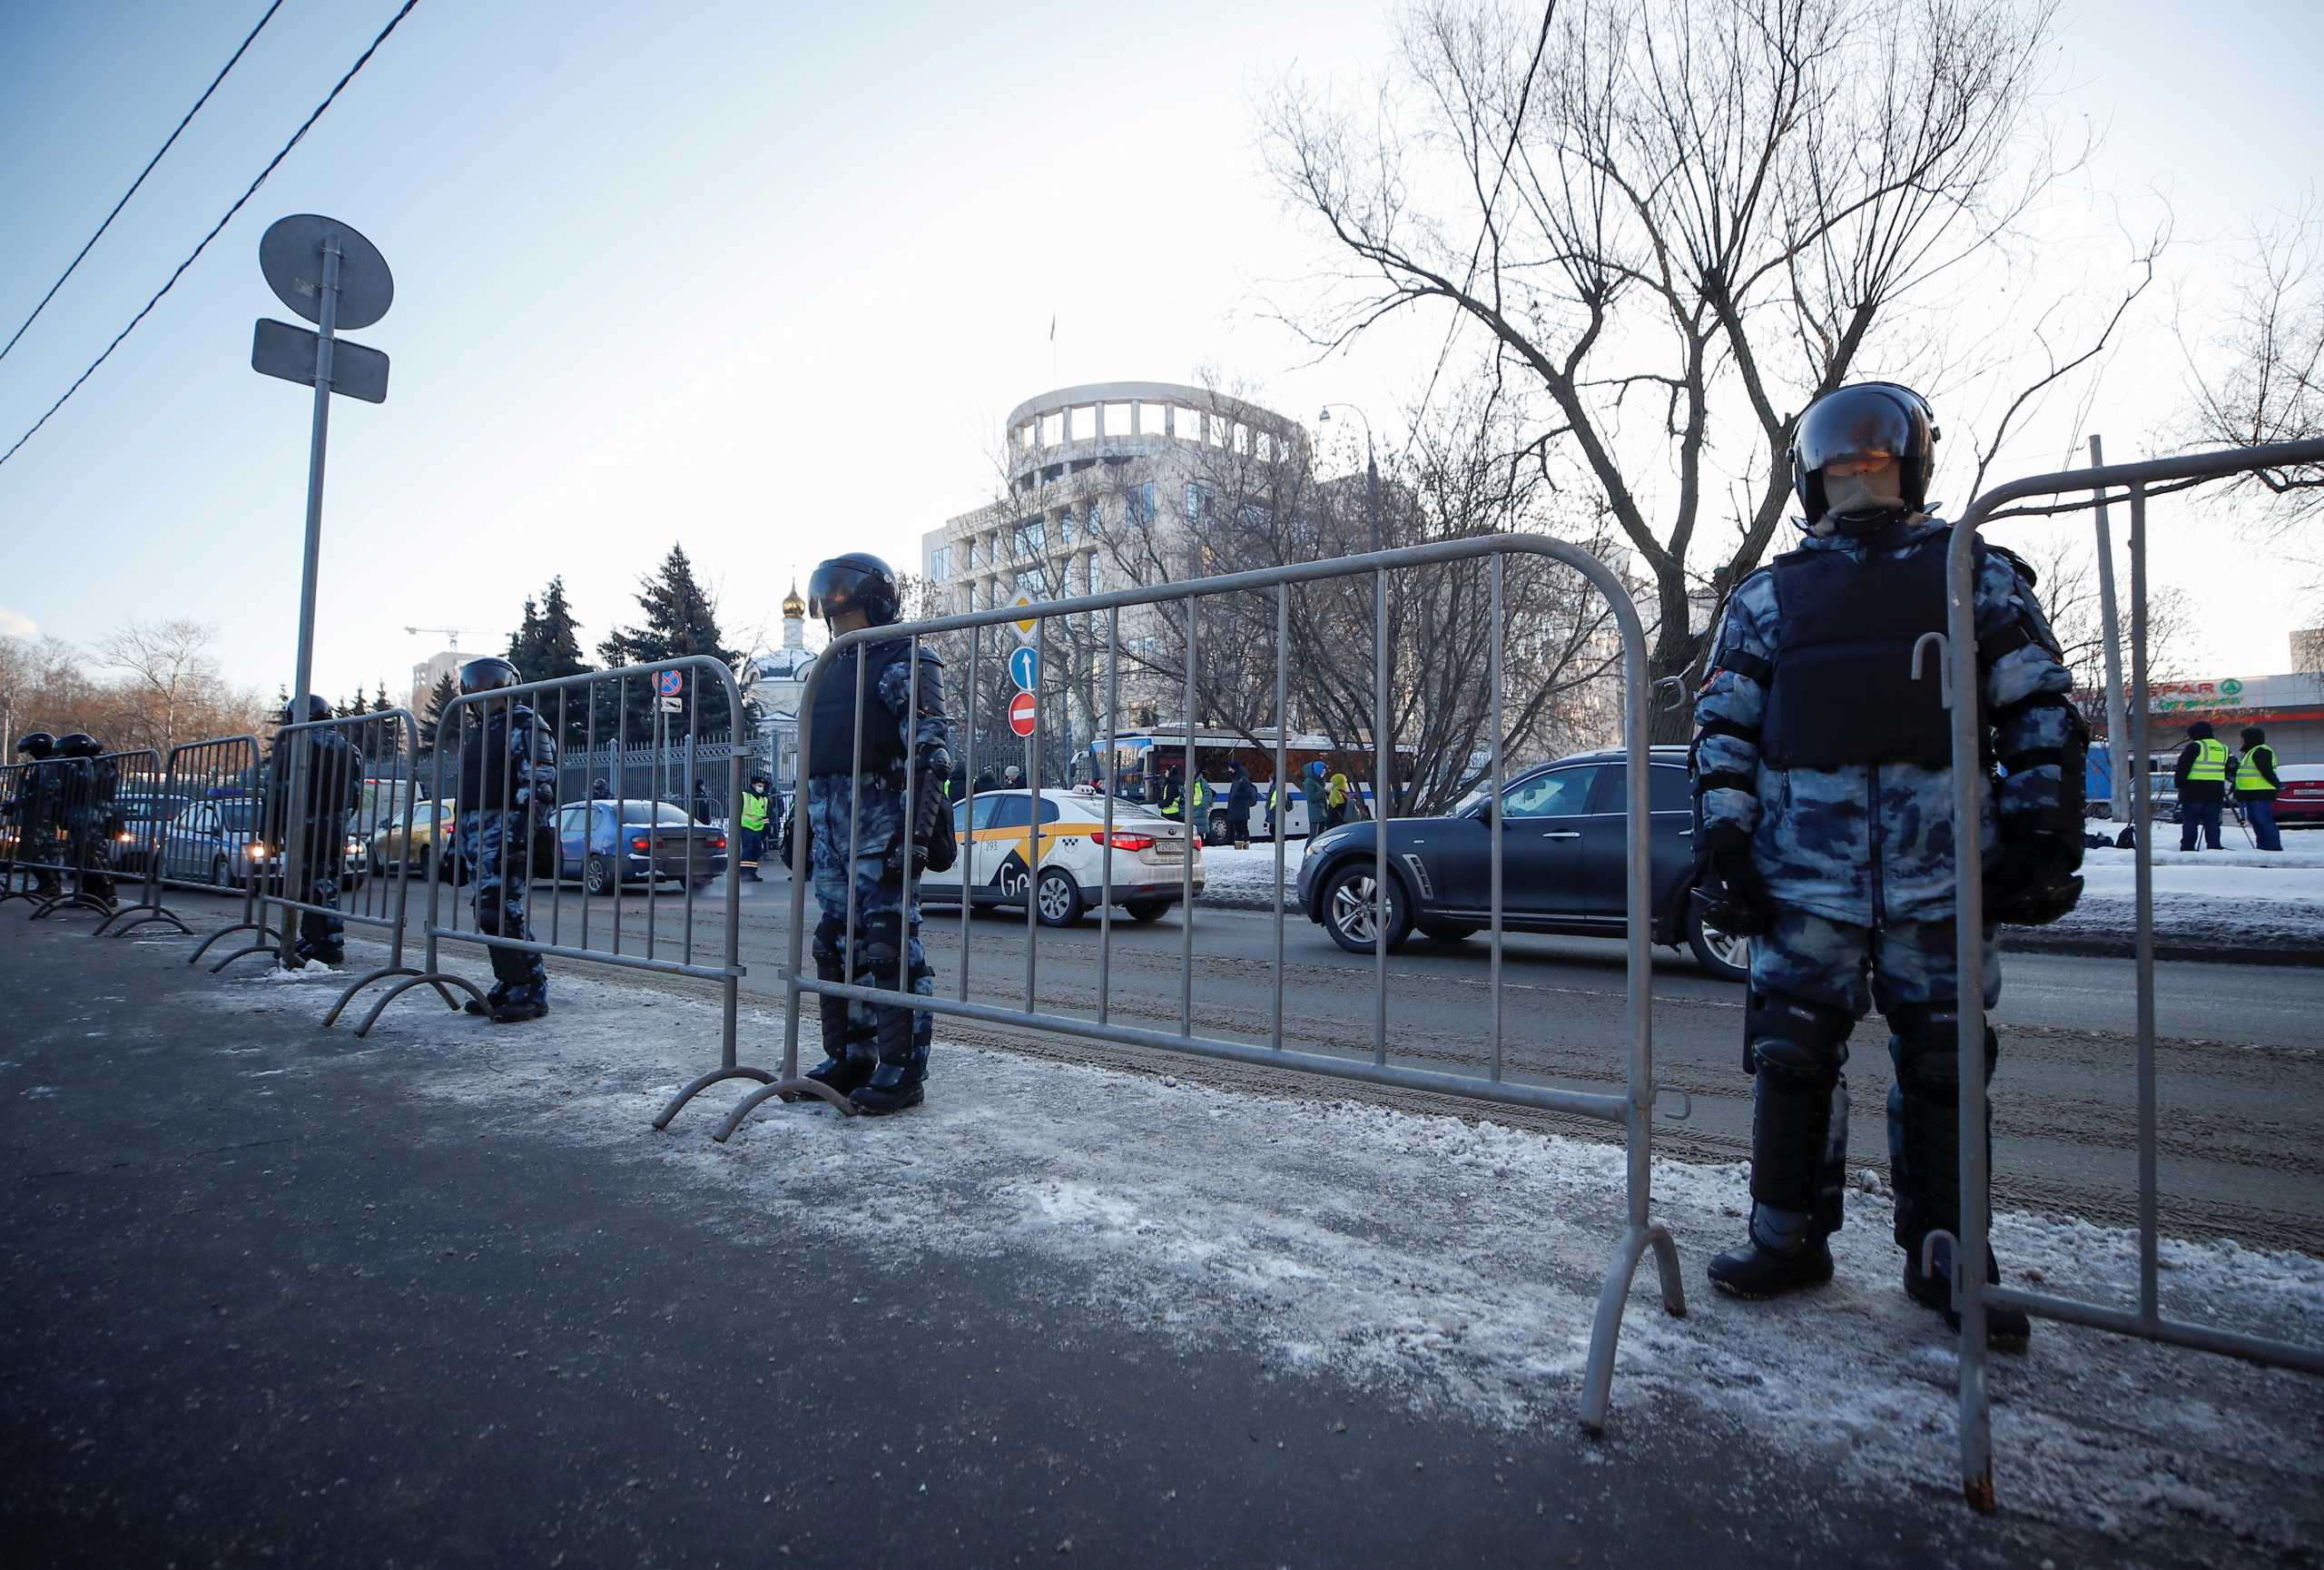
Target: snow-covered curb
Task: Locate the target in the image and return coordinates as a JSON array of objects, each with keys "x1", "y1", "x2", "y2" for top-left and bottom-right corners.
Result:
[
  {"x1": 1197, "y1": 840, "x2": 2324, "y2": 957},
  {"x1": 200, "y1": 963, "x2": 2324, "y2": 1557}
]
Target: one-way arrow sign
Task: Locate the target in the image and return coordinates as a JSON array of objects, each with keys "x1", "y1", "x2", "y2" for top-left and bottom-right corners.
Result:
[{"x1": 252, "y1": 318, "x2": 389, "y2": 404}]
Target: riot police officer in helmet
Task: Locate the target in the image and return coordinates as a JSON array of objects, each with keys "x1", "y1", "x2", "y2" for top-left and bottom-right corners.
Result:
[
  {"x1": 264, "y1": 695, "x2": 361, "y2": 963},
  {"x1": 801, "y1": 551, "x2": 952, "y2": 1115},
  {"x1": 454, "y1": 657, "x2": 559, "y2": 1022},
  {"x1": 51, "y1": 733, "x2": 121, "y2": 906},
  {"x1": 1691, "y1": 380, "x2": 2085, "y2": 1347},
  {"x1": 6, "y1": 732, "x2": 64, "y2": 897}
]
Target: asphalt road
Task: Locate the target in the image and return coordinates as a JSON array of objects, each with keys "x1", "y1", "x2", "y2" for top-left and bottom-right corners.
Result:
[{"x1": 169, "y1": 866, "x2": 2324, "y2": 1255}]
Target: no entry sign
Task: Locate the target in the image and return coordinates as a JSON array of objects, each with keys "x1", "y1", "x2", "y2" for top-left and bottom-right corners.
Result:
[{"x1": 1008, "y1": 690, "x2": 1038, "y2": 738}]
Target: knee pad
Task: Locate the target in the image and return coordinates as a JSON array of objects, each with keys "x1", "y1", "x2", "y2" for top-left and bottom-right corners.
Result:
[
  {"x1": 1887, "y1": 1005, "x2": 1997, "y2": 1104},
  {"x1": 812, "y1": 913, "x2": 848, "y2": 969},
  {"x1": 1746, "y1": 988, "x2": 1855, "y2": 1087}
]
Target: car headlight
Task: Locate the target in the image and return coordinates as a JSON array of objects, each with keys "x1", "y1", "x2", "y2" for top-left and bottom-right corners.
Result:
[{"x1": 248, "y1": 844, "x2": 271, "y2": 860}]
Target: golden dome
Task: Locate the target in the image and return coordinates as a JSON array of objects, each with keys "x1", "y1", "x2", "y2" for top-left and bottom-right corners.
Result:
[{"x1": 782, "y1": 580, "x2": 806, "y2": 619}]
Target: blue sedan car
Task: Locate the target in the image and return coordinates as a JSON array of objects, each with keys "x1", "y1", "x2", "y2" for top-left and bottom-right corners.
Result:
[{"x1": 553, "y1": 798, "x2": 728, "y2": 894}]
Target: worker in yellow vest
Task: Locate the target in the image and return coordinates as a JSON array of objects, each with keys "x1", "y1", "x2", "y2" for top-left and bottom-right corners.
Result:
[
  {"x1": 737, "y1": 773, "x2": 773, "y2": 881},
  {"x1": 2234, "y1": 726, "x2": 2283, "y2": 853},
  {"x1": 2171, "y1": 720, "x2": 2228, "y2": 852}
]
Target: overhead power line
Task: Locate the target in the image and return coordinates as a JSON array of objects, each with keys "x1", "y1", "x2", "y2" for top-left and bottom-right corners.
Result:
[
  {"x1": 0, "y1": 0, "x2": 423, "y2": 474},
  {"x1": 0, "y1": 0, "x2": 288, "y2": 368}
]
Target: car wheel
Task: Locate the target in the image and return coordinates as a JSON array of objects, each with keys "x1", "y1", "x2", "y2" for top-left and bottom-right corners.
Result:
[
  {"x1": 586, "y1": 853, "x2": 614, "y2": 896},
  {"x1": 1416, "y1": 919, "x2": 1479, "y2": 943},
  {"x1": 1323, "y1": 864, "x2": 1410, "y2": 954},
  {"x1": 1687, "y1": 899, "x2": 1751, "y2": 983},
  {"x1": 1206, "y1": 811, "x2": 1229, "y2": 847},
  {"x1": 1120, "y1": 897, "x2": 1169, "y2": 923},
  {"x1": 210, "y1": 854, "x2": 231, "y2": 889},
  {"x1": 1035, "y1": 866, "x2": 1082, "y2": 927}
]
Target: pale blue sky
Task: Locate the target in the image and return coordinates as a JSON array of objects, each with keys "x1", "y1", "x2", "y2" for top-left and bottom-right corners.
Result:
[{"x1": 0, "y1": 0, "x2": 2317, "y2": 701}]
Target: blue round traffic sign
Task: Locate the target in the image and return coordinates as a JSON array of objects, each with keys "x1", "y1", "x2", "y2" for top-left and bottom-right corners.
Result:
[
  {"x1": 655, "y1": 669, "x2": 684, "y2": 696},
  {"x1": 1009, "y1": 647, "x2": 1039, "y2": 692}
]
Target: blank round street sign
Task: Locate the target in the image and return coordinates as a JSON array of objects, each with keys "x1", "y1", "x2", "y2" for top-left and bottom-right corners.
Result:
[
  {"x1": 1009, "y1": 691, "x2": 1038, "y2": 738},
  {"x1": 260, "y1": 214, "x2": 394, "y2": 331}
]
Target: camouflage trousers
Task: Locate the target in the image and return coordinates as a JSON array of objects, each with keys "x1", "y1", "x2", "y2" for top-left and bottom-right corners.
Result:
[
  {"x1": 806, "y1": 779, "x2": 932, "y2": 1071},
  {"x1": 66, "y1": 813, "x2": 116, "y2": 901},
  {"x1": 460, "y1": 811, "x2": 545, "y2": 989},
  {"x1": 1749, "y1": 907, "x2": 2002, "y2": 1250}
]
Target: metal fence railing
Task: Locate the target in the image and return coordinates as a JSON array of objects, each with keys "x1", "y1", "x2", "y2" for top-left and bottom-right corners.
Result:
[
  {"x1": 168, "y1": 735, "x2": 290, "y2": 967},
  {"x1": 1935, "y1": 435, "x2": 2324, "y2": 1512},
  {"x1": 702, "y1": 535, "x2": 1685, "y2": 1435},
  {"x1": 359, "y1": 661, "x2": 755, "y2": 1102},
  {"x1": 2, "y1": 747, "x2": 163, "y2": 923}
]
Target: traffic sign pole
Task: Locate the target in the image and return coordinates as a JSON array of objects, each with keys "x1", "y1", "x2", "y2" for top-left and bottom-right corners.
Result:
[{"x1": 277, "y1": 238, "x2": 339, "y2": 967}]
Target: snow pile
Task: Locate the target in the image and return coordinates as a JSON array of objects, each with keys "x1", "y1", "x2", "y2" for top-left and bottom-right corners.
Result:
[
  {"x1": 2053, "y1": 845, "x2": 2324, "y2": 953},
  {"x1": 204, "y1": 965, "x2": 2324, "y2": 1555},
  {"x1": 1198, "y1": 839, "x2": 1307, "y2": 912}
]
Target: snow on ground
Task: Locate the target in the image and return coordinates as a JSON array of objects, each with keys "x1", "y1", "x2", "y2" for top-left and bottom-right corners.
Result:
[
  {"x1": 1196, "y1": 838, "x2": 1306, "y2": 911},
  {"x1": 200, "y1": 958, "x2": 2324, "y2": 1557}
]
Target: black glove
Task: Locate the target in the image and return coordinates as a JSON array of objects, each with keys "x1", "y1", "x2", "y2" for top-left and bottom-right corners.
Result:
[
  {"x1": 1987, "y1": 824, "x2": 2083, "y2": 926},
  {"x1": 1690, "y1": 821, "x2": 1775, "y2": 937},
  {"x1": 885, "y1": 770, "x2": 948, "y2": 877}
]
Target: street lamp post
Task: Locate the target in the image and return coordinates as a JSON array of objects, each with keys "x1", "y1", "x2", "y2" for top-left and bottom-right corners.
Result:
[{"x1": 1317, "y1": 403, "x2": 1381, "y2": 552}]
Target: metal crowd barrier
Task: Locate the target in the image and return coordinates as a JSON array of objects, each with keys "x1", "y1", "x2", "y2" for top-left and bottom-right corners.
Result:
[
  {"x1": 360, "y1": 660, "x2": 752, "y2": 1091},
  {"x1": 169, "y1": 735, "x2": 290, "y2": 964},
  {"x1": 1, "y1": 760, "x2": 46, "y2": 906},
  {"x1": 1935, "y1": 435, "x2": 2324, "y2": 1512},
  {"x1": 4, "y1": 746, "x2": 162, "y2": 923},
  {"x1": 199, "y1": 707, "x2": 457, "y2": 1025},
  {"x1": 88, "y1": 746, "x2": 196, "y2": 939},
  {"x1": 709, "y1": 534, "x2": 1683, "y2": 1435}
]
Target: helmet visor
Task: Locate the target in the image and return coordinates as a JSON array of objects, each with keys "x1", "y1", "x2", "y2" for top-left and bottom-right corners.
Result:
[
  {"x1": 1796, "y1": 388, "x2": 1919, "y2": 477},
  {"x1": 807, "y1": 560, "x2": 873, "y2": 620}
]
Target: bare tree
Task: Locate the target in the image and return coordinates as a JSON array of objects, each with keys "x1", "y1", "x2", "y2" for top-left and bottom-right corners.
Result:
[
  {"x1": 1264, "y1": 0, "x2": 2159, "y2": 738},
  {"x1": 2183, "y1": 199, "x2": 2324, "y2": 630},
  {"x1": 98, "y1": 618, "x2": 222, "y2": 756}
]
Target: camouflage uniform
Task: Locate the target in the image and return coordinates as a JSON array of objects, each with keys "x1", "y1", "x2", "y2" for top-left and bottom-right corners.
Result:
[
  {"x1": 1694, "y1": 514, "x2": 2075, "y2": 1258},
  {"x1": 264, "y1": 726, "x2": 362, "y2": 959},
  {"x1": 457, "y1": 699, "x2": 559, "y2": 1009},
  {"x1": 63, "y1": 751, "x2": 121, "y2": 903},
  {"x1": 804, "y1": 638, "x2": 950, "y2": 1089},
  {"x1": 5, "y1": 761, "x2": 65, "y2": 898}
]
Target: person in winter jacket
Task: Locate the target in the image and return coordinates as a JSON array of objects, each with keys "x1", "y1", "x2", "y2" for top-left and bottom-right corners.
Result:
[
  {"x1": 1689, "y1": 380, "x2": 2083, "y2": 1346},
  {"x1": 1226, "y1": 764, "x2": 1256, "y2": 850},
  {"x1": 2233, "y1": 726, "x2": 2283, "y2": 853},
  {"x1": 2172, "y1": 720, "x2": 2229, "y2": 852}
]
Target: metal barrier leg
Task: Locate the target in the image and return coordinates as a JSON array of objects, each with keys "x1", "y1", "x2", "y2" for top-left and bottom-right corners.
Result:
[{"x1": 1578, "y1": 1220, "x2": 1686, "y2": 1435}]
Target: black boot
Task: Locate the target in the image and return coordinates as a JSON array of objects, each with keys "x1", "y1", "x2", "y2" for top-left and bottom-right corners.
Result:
[
  {"x1": 489, "y1": 981, "x2": 549, "y2": 1023},
  {"x1": 849, "y1": 1061, "x2": 924, "y2": 1116},
  {"x1": 1905, "y1": 1237, "x2": 2031, "y2": 1349},
  {"x1": 803, "y1": 1044, "x2": 876, "y2": 1100},
  {"x1": 1708, "y1": 1205, "x2": 1834, "y2": 1299},
  {"x1": 465, "y1": 981, "x2": 512, "y2": 1017}
]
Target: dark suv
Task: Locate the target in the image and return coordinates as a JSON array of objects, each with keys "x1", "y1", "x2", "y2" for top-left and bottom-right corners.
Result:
[{"x1": 1294, "y1": 746, "x2": 1748, "y2": 981}]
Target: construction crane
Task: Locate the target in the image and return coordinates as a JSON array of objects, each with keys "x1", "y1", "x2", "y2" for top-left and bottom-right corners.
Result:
[{"x1": 404, "y1": 625, "x2": 492, "y2": 652}]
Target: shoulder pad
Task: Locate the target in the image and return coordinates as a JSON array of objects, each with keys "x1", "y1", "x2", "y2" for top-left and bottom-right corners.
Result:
[
  {"x1": 914, "y1": 644, "x2": 946, "y2": 669},
  {"x1": 1983, "y1": 542, "x2": 2038, "y2": 590}
]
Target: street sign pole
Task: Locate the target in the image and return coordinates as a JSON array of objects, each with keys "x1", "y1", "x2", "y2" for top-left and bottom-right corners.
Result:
[
  {"x1": 277, "y1": 239, "x2": 340, "y2": 965},
  {"x1": 255, "y1": 213, "x2": 394, "y2": 967}
]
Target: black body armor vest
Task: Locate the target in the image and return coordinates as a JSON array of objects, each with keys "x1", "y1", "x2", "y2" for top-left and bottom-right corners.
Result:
[
  {"x1": 807, "y1": 640, "x2": 913, "y2": 778},
  {"x1": 1760, "y1": 534, "x2": 1962, "y2": 770}
]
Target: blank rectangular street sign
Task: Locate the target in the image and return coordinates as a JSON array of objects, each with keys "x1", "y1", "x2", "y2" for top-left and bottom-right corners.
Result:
[{"x1": 251, "y1": 318, "x2": 389, "y2": 404}]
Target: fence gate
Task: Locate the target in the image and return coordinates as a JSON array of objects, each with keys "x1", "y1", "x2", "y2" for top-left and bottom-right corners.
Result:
[
  {"x1": 1935, "y1": 434, "x2": 2324, "y2": 1511},
  {"x1": 700, "y1": 534, "x2": 1687, "y2": 1435}
]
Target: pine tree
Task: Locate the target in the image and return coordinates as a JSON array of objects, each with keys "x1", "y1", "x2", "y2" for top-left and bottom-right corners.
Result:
[
  {"x1": 421, "y1": 670, "x2": 459, "y2": 751},
  {"x1": 506, "y1": 597, "x2": 541, "y2": 668},
  {"x1": 533, "y1": 577, "x2": 590, "y2": 679},
  {"x1": 598, "y1": 545, "x2": 743, "y2": 742}
]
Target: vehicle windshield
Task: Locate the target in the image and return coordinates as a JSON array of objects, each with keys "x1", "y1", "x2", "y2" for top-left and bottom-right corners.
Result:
[
  {"x1": 216, "y1": 804, "x2": 261, "y2": 831},
  {"x1": 1086, "y1": 799, "x2": 1169, "y2": 823}
]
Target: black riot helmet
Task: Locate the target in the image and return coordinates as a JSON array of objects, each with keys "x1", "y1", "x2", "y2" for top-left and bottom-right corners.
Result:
[
  {"x1": 1789, "y1": 382, "x2": 1940, "y2": 533},
  {"x1": 55, "y1": 733, "x2": 103, "y2": 757},
  {"x1": 807, "y1": 552, "x2": 901, "y2": 628},
  {"x1": 15, "y1": 731, "x2": 56, "y2": 759},
  {"x1": 458, "y1": 657, "x2": 523, "y2": 696},
  {"x1": 280, "y1": 693, "x2": 333, "y2": 725}
]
